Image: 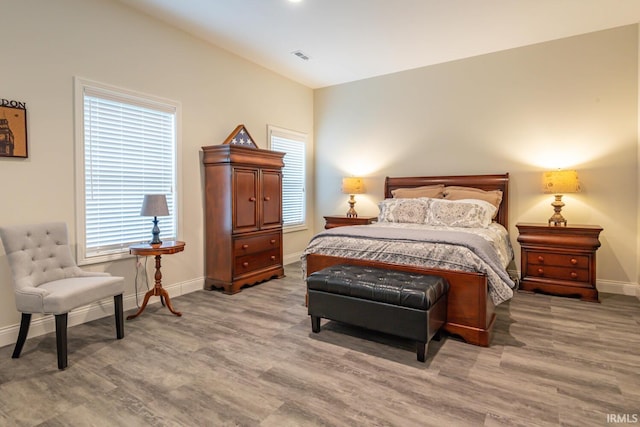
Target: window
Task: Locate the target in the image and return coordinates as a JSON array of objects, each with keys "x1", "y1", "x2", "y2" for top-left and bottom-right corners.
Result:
[
  {"x1": 75, "y1": 78, "x2": 179, "y2": 264},
  {"x1": 268, "y1": 125, "x2": 306, "y2": 229}
]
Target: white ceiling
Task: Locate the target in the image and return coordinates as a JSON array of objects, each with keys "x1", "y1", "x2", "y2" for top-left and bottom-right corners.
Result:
[{"x1": 117, "y1": 0, "x2": 640, "y2": 89}]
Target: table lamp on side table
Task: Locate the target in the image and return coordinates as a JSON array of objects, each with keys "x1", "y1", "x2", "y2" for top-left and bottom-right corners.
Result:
[
  {"x1": 342, "y1": 177, "x2": 365, "y2": 218},
  {"x1": 542, "y1": 169, "x2": 581, "y2": 226},
  {"x1": 140, "y1": 194, "x2": 169, "y2": 247}
]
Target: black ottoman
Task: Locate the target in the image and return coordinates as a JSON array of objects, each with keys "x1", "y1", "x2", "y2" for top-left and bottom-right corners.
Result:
[{"x1": 307, "y1": 264, "x2": 449, "y2": 362}]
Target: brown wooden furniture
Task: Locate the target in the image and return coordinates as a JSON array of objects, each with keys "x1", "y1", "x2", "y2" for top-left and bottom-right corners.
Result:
[
  {"x1": 516, "y1": 223, "x2": 602, "y2": 302},
  {"x1": 202, "y1": 144, "x2": 285, "y2": 294},
  {"x1": 306, "y1": 173, "x2": 510, "y2": 347},
  {"x1": 323, "y1": 215, "x2": 377, "y2": 229},
  {"x1": 127, "y1": 241, "x2": 186, "y2": 320}
]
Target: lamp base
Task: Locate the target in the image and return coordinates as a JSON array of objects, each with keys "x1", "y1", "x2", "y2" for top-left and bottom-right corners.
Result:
[
  {"x1": 149, "y1": 216, "x2": 163, "y2": 247},
  {"x1": 548, "y1": 194, "x2": 567, "y2": 226},
  {"x1": 346, "y1": 194, "x2": 358, "y2": 218}
]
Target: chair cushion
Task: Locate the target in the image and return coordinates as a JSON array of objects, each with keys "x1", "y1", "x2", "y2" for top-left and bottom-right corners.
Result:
[{"x1": 36, "y1": 276, "x2": 124, "y2": 315}]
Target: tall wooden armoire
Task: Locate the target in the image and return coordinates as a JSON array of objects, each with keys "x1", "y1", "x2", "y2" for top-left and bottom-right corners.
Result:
[{"x1": 202, "y1": 126, "x2": 285, "y2": 294}]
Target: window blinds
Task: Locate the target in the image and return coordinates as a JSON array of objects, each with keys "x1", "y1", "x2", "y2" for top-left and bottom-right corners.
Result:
[
  {"x1": 83, "y1": 90, "x2": 176, "y2": 257},
  {"x1": 270, "y1": 133, "x2": 306, "y2": 227}
]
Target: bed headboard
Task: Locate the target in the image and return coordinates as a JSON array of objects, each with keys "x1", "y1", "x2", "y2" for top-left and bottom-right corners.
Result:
[{"x1": 384, "y1": 173, "x2": 510, "y2": 229}]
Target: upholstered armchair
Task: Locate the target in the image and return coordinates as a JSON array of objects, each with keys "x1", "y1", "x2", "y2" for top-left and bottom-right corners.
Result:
[{"x1": 0, "y1": 222, "x2": 125, "y2": 370}]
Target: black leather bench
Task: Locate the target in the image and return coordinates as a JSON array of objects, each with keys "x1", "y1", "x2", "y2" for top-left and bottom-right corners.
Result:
[{"x1": 307, "y1": 264, "x2": 449, "y2": 362}]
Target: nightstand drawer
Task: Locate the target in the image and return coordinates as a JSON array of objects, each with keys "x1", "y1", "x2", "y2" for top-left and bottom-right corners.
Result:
[
  {"x1": 525, "y1": 264, "x2": 589, "y2": 283},
  {"x1": 526, "y1": 252, "x2": 589, "y2": 269}
]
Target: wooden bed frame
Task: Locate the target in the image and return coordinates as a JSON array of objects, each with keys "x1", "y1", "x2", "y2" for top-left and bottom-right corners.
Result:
[{"x1": 305, "y1": 173, "x2": 510, "y2": 347}]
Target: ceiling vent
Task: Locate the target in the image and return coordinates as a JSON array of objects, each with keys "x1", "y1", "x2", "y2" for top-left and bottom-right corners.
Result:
[{"x1": 292, "y1": 50, "x2": 310, "y2": 61}]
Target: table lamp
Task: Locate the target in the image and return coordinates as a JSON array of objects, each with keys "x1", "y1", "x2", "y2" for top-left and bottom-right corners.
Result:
[
  {"x1": 140, "y1": 194, "x2": 169, "y2": 246},
  {"x1": 542, "y1": 170, "x2": 581, "y2": 226},
  {"x1": 342, "y1": 177, "x2": 365, "y2": 218}
]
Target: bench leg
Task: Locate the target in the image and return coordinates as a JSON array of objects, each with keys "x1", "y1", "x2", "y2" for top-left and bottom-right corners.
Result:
[
  {"x1": 417, "y1": 341, "x2": 427, "y2": 362},
  {"x1": 311, "y1": 315, "x2": 321, "y2": 333}
]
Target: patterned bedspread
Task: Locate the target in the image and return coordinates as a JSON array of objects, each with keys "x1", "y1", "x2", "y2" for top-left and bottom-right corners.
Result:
[{"x1": 301, "y1": 222, "x2": 516, "y2": 305}]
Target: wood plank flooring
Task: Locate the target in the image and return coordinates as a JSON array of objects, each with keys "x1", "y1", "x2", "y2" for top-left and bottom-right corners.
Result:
[{"x1": 0, "y1": 262, "x2": 639, "y2": 426}]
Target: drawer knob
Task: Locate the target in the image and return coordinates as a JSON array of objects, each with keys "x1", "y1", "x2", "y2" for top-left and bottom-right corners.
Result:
[
  {"x1": 264, "y1": 196, "x2": 271, "y2": 201},
  {"x1": 537, "y1": 268, "x2": 544, "y2": 275},
  {"x1": 270, "y1": 255, "x2": 276, "y2": 261},
  {"x1": 570, "y1": 271, "x2": 578, "y2": 279},
  {"x1": 270, "y1": 239, "x2": 276, "y2": 244},
  {"x1": 570, "y1": 258, "x2": 578, "y2": 265},
  {"x1": 537, "y1": 256, "x2": 544, "y2": 263},
  {"x1": 242, "y1": 244, "x2": 249, "y2": 249},
  {"x1": 242, "y1": 262, "x2": 249, "y2": 267},
  {"x1": 249, "y1": 196, "x2": 256, "y2": 202}
]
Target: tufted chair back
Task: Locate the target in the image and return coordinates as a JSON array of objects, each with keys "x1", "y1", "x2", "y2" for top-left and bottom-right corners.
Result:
[{"x1": 1, "y1": 222, "x2": 81, "y2": 289}]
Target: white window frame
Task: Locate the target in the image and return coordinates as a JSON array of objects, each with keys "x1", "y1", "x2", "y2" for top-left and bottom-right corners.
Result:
[
  {"x1": 74, "y1": 77, "x2": 181, "y2": 265},
  {"x1": 268, "y1": 125, "x2": 307, "y2": 232}
]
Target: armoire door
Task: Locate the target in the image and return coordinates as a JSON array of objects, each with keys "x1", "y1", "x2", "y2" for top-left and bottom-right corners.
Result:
[
  {"x1": 261, "y1": 169, "x2": 282, "y2": 229},
  {"x1": 233, "y1": 167, "x2": 259, "y2": 232}
]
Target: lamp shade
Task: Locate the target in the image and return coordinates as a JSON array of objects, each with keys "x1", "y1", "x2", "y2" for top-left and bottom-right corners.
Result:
[
  {"x1": 140, "y1": 194, "x2": 169, "y2": 217},
  {"x1": 342, "y1": 177, "x2": 365, "y2": 194},
  {"x1": 542, "y1": 170, "x2": 581, "y2": 194}
]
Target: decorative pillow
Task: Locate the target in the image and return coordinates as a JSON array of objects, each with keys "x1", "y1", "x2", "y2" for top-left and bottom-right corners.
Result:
[
  {"x1": 425, "y1": 198, "x2": 496, "y2": 228},
  {"x1": 391, "y1": 185, "x2": 445, "y2": 199},
  {"x1": 378, "y1": 198, "x2": 431, "y2": 224},
  {"x1": 443, "y1": 186, "x2": 503, "y2": 217}
]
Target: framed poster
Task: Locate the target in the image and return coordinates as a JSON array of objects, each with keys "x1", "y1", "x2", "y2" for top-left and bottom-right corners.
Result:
[{"x1": 0, "y1": 99, "x2": 28, "y2": 158}]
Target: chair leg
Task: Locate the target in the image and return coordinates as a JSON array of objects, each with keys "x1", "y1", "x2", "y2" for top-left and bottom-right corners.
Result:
[
  {"x1": 12, "y1": 313, "x2": 32, "y2": 359},
  {"x1": 55, "y1": 313, "x2": 68, "y2": 370},
  {"x1": 114, "y1": 294, "x2": 124, "y2": 339}
]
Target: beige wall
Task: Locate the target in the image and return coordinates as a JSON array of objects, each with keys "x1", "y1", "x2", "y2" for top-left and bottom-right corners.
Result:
[
  {"x1": 314, "y1": 25, "x2": 639, "y2": 294},
  {"x1": 0, "y1": 0, "x2": 315, "y2": 340}
]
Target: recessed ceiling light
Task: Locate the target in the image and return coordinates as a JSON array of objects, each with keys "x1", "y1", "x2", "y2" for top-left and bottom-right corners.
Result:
[{"x1": 288, "y1": 0, "x2": 302, "y2": 3}]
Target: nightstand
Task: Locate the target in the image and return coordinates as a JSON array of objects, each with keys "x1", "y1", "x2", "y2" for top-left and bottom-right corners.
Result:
[
  {"x1": 516, "y1": 223, "x2": 603, "y2": 302},
  {"x1": 323, "y1": 215, "x2": 377, "y2": 229}
]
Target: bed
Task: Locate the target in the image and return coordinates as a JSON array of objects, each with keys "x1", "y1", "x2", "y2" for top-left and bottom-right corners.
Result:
[{"x1": 303, "y1": 173, "x2": 515, "y2": 347}]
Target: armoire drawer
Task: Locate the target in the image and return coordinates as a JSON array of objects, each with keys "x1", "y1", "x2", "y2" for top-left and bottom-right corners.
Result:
[
  {"x1": 234, "y1": 248, "x2": 281, "y2": 274},
  {"x1": 234, "y1": 232, "x2": 281, "y2": 256}
]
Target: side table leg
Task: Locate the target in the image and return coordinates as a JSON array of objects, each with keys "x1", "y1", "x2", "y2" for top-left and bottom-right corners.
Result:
[
  {"x1": 127, "y1": 252, "x2": 182, "y2": 319},
  {"x1": 153, "y1": 254, "x2": 181, "y2": 316},
  {"x1": 159, "y1": 287, "x2": 182, "y2": 317},
  {"x1": 126, "y1": 288, "x2": 155, "y2": 320}
]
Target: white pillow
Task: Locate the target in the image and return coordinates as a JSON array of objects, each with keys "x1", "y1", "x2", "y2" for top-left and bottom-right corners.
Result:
[
  {"x1": 378, "y1": 198, "x2": 430, "y2": 224},
  {"x1": 425, "y1": 198, "x2": 496, "y2": 228}
]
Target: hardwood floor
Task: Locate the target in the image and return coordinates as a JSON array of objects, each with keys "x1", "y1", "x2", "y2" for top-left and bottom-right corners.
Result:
[{"x1": 0, "y1": 262, "x2": 638, "y2": 426}]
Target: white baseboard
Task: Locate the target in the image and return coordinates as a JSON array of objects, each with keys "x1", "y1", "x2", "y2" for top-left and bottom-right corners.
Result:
[
  {"x1": 597, "y1": 279, "x2": 640, "y2": 298},
  {"x1": 0, "y1": 277, "x2": 205, "y2": 349},
  {"x1": 284, "y1": 251, "x2": 303, "y2": 265}
]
